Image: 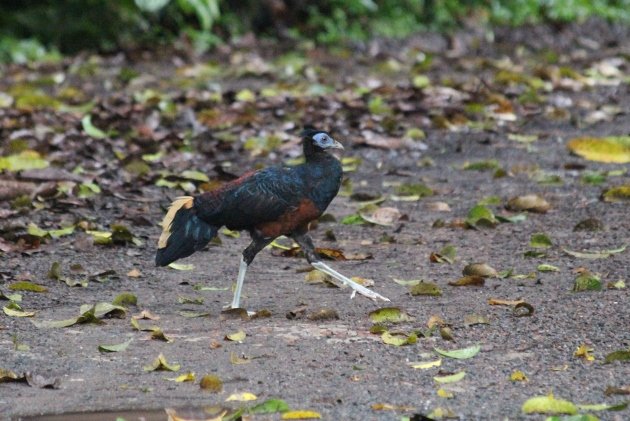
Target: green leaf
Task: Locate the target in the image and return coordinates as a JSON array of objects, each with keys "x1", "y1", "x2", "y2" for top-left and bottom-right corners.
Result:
[
  {"x1": 462, "y1": 159, "x2": 500, "y2": 171},
  {"x1": 340, "y1": 214, "x2": 365, "y2": 225},
  {"x1": 466, "y1": 204, "x2": 497, "y2": 228},
  {"x1": 0, "y1": 150, "x2": 49, "y2": 171},
  {"x1": 434, "y1": 344, "x2": 480, "y2": 359},
  {"x1": 369, "y1": 307, "x2": 414, "y2": 323},
  {"x1": 381, "y1": 331, "x2": 417, "y2": 346},
  {"x1": 409, "y1": 281, "x2": 442, "y2": 296},
  {"x1": 81, "y1": 115, "x2": 107, "y2": 139},
  {"x1": 538, "y1": 264, "x2": 560, "y2": 272},
  {"x1": 563, "y1": 245, "x2": 627, "y2": 259},
  {"x1": 3, "y1": 302, "x2": 35, "y2": 317},
  {"x1": 433, "y1": 371, "x2": 466, "y2": 383},
  {"x1": 530, "y1": 233, "x2": 553, "y2": 248},
  {"x1": 8, "y1": 281, "x2": 48, "y2": 293},
  {"x1": 112, "y1": 293, "x2": 138, "y2": 307},
  {"x1": 604, "y1": 349, "x2": 630, "y2": 364},
  {"x1": 98, "y1": 339, "x2": 132, "y2": 353},
  {"x1": 249, "y1": 398, "x2": 290, "y2": 414},
  {"x1": 573, "y1": 272, "x2": 602, "y2": 292},
  {"x1": 522, "y1": 394, "x2": 577, "y2": 415}
]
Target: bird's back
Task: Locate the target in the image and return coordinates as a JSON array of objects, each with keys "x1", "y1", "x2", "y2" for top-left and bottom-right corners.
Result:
[{"x1": 194, "y1": 155, "x2": 341, "y2": 235}]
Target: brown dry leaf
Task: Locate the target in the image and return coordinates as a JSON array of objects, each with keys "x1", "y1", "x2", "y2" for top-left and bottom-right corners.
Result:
[
  {"x1": 462, "y1": 263, "x2": 498, "y2": 278},
  {"x1": 449, "y1": 275, "x2": 485, "y2": 287},
  {"x1": 306, "y1": 308, "x2": 339, "y2": 321},
  {"x1": 126, "y1": 268, "x2": 142, "y2": 278},
  {"x1": 507, "y1": 194, "x2": 551, "y2": 213},
  {"x1": 427, "y1": 315, "x2": 447, "y2": 329},
  {"x1": 360, "y1": 206, "x2": 401, "y2": 226},
  {"x1": 488, "y1": 298, "x2": 524, "y2": 306},
  {"x1": 200, "y1": 374, "x2": 223, "y2": 392},
  {"x1": 426, "y1": 201, "x2": 452, "y2": 212}
]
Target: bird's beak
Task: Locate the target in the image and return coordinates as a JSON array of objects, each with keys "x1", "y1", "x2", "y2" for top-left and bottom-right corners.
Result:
[{"x1": 330, "y1": 139, "x2": 344, "y2": 150}]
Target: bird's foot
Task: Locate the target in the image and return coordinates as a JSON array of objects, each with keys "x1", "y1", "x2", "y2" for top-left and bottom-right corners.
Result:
[{"x1": 311, "y1": 261, "x2": 390, "y2": 302}]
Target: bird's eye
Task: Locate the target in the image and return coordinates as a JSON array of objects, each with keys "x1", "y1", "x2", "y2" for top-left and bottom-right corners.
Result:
[{"x1": 313, "y1": 133, "x2": 329, "y2": 144}]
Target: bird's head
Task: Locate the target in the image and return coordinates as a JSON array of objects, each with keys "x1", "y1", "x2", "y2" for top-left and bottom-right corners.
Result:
[{"x1": 300, "y1": 128, "x2": 344, "y2": 156}]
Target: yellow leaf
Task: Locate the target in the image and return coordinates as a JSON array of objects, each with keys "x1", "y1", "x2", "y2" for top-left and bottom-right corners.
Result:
[
  {"x1": 567, "y1": 136, "x2": 630, "y2": 163},
  {"x1": 226, "y1": 392, "x2": 257, "y2": 401},
  {"x1": 510, "y1": 370, "x2": 528, "y2": 382},
  {"x1": 409, "y1": 358, "x2": 442, "y2": 369},
  {"x1": 574, "y1": 344, "x2": 595, "y2": 361},
  {"x1": 281, "y1": 410, "x2": 322, "y2": 419},
  {"x1": 225, "y1": 330, "x2": 246, "y2": 342},
  {"x1": 437, "y1": 388, "x2": 454, "y2": 398},
  {"x1": 165, "y1": 372, "x2": 195, "y2": 382},
  {"x1": 433, "y1": 371, "x2": 466, "y2": 383}
]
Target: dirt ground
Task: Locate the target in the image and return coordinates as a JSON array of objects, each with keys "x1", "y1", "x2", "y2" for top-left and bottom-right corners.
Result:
[{"x1": 1, "y1": 19, "x2": 629, "y2": 420}]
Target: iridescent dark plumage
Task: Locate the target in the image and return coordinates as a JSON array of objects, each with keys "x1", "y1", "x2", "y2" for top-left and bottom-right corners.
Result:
[{"x1": 156, "y1": 128, "x2": 388, "y2": 308}]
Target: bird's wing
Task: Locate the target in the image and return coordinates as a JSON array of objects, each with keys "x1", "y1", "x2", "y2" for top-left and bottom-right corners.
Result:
[{"x1": 197, "y1": 167, "x2": 305, "y2": 228}]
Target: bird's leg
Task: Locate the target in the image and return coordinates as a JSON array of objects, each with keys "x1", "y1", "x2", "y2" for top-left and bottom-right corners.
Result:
[
  {"x1": 291, "y1": 232, "x2": 390, "y2": 302},
  {"x1": 231, "y1": 256, "x2": 248, "y2": 309},
  {"x1": 229, "y1": 234, "x2": 273, "y2": 309}
]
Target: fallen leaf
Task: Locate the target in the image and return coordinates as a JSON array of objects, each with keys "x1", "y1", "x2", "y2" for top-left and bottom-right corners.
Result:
[
  {"x1": 371, "y1": 403, "x2": 416, "y2": 411},
  {"x1": 602, "y1": 184, "x2": 630, "y2": 202},
  {"x1": 538, "y1": 264, "x2": 560, "y2": 272},
  {"x1": 513, "y1": 302, "x2": 535, "y2": 317},
  {"x1": 112, "y1": 293, "x2": 137, "y2": 307},
  {"x1": 430, "y1": 245, "x2": 456, "y2": 264},
  {"x1": 573, "y1": 272, "x2": 603, "y2": 292},
  {"x1": 81, "y1": 115, "x2": 107, "y2": 139},
  {"x1": 409, "y1": 359, "x2": 442, "y2": 369},
  {"x1": 168, "y1": 262, "x2": 195, "y2": 271},
  {"x1": 567, "y1": 136, "x2": 630, "y2": 163},
  {"x1": 510, "y1": 370, "x2": 528, "y2": 382},
  {"x1": 226, "y1": 392, "x2": 257, "y2": 401},
  {"x1": 433, "y1": 371, "x2": 466, "y2": 384},
  {"x1": 126, "y1": 269, "x2": 142, "y2": 278},
  {"x1": 369, "y1": 307, "x2": 414, "y2": 323},
  {"x1": 448, "y1": 275, "x2": 485, "y2": 287},
  {"x1": 281, "y1": 410, "x2": 322, "y2": 419},
  {"x1": 3, "y1": 302, "x2": 35, "y2": 317},
  {"x1": 381, "y1": 331, "x2": 417, "y2": 346},
  {"x1": 507, "y1": 194, "x2": 551, "y2": 213},
  {"x1": 249, "y1": 398, "x2": 290, "y2": 414},
  {"x1": 434, "y1": 344, "x2": 480, "y2": 359},
  {"x1": 462, "y1": 263, "x2": 498, "y2": 278},
  {"x1": 143, "y1": 354, "x2": 180, "y2": 372},
  {"x1": 165, "y1": 372, "x2": 195, "y2": 382},
  {"x1": 604, "y1": 349, "x2": 630, "y2": 364},
  {"x1": 574, "y1": 344, "x2": 595, "y2": 361},
  {"x1": 0, "y1": 150, "x2": 49, "y2": 172},
  {"x1": 225, "y1": 330, "x2": 246, "y2": 342},
  {"x1": 409, "y1": 281, "x2": 442, "y2": 296},
  {"x1": 488, "y1": 298, "x2": 525, "y2": 306},
  {"x1": 466, "y1": 204, "x2": 498, "y2": 227},
  {"x1": 200, "y1": 374, "x2": 223, "y2": 392},
  {"x1": 521, "y1": 393, "x2": 577, "y2": 415},
  {"x1": 306, "y1": 308, "x2": 339, "y2": 321},
  {"x1": 530, "y1": 232, "x2": 553, "y2": 248},
  {"x1": 359, "y1": 205, "x2": 401, "y2": 226},
  {"x1": 563, "y1": 245, "x2": 627, "y2": 259},
  {"x1": 8, "y1": 281, "x2": 48, "y2": 293},
  {"x1": 437, "y1": 388, "x2": 454, "y2": 398},
  {"x1": 230, "y1": 352, "x2": 251, "y2": 365},
  {"x1": 98, "y1": 339, "x2": 132, "y2": 353}
]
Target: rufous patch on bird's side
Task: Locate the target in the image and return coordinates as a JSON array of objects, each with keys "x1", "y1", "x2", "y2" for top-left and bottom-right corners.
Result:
[
  {"x1": 256, "y1": 199, "x2": 320, "y2": 238},
  {"x1": 158, "y1": 196, "x2": 194, "y2": 249}
]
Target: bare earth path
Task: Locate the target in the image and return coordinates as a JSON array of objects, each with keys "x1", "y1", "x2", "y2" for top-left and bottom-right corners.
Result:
[{"x1": 1, "y1": 19, "x2": 629, "y2": 420}]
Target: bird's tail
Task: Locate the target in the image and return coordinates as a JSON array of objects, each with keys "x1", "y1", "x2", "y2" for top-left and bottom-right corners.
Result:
[{"x1": 155, "y1": 196, "x2": 217, "y2": 267}]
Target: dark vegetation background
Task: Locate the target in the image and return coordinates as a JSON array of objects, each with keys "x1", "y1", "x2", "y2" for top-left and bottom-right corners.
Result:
[{"x1": 1, "y1": 0, "x2": 630, "y2": 62}]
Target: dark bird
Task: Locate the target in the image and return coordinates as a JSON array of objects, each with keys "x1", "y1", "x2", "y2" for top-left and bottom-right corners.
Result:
[{"x1": 156, "y1": 128, "x2": 389, "y2": 308}]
